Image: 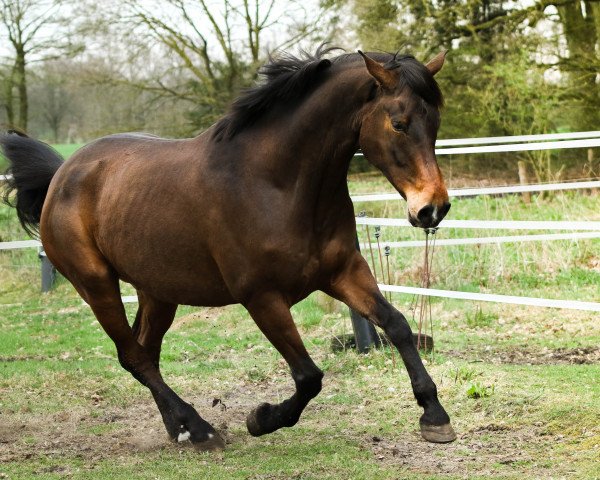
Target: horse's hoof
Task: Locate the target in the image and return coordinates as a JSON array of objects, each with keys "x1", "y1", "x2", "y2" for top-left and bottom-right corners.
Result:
[
  {"x1": 246, "y1": 403, "x2": 271, "y2": 437},
  {"x1": 191, "y1": 432, "x2": 226, "y2": 452},
  {"x1": 420, "y1": 423, "x2": 457, "y2": 443}
]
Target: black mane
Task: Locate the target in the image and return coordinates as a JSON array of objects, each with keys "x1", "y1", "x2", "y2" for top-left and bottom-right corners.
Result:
[{"x1": 212, "y1": 46, "x2": 443, "y2": 141}]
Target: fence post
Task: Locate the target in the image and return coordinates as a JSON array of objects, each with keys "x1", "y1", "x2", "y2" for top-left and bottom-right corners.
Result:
[
  {"x1": 349, "y1": 235, "x2": 381, "y2": 353},
  {"x1": 39, "y1": 249, "x2": 56, "y2": 292},
  {"x1": 517, "y1": 161, "x2": 531, "y2": 204}
]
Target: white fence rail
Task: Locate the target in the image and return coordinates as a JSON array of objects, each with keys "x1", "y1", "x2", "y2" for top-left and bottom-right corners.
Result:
[
  {"x1": 432, "y1": 138, "x2": 600, "y2": 155},
  {"x1": 360, "y1": 231, "x2": 600, "y2": 249},
  {"x1": 379, "y1": 285, "x2": 600, "y2": 312},
  {"x1": 434, "y1": 130, "x2": 600, "y2": 146},
  {"x1": 356, "y1": 218, "x2": 600, "y2": 231},
  {"x1": 0, "y1": 239, "x2": 41, "y2": 250},
  {"x1": 351, "y1": 180, "x2": 600, "y2": 202}
]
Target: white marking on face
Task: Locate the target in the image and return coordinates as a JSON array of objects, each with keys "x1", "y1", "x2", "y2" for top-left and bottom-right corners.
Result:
[
  {"x1": 208, "y1": 433, "x2": 214, "y2": 439},
  {"x1": 177, "y1": 430, "x2": 191, "y2": 442}
]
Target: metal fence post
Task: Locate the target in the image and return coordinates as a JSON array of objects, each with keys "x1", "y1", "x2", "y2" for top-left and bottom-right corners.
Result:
[
  {"x1": 349, "y1": 234, "x2": 381, "y2": 353},
  {"x1": 39, "y1": 249, "x2": 56, "y2": 292}
]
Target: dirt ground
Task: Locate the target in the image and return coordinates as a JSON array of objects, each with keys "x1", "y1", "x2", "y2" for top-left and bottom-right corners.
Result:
[
  {"x1": 0, "y1": 383, "x2": 562, "y2": 477},
  {"x1": 442, "y1": 346, "x2": 600, "y2": 365},
  {"x1": 1, "y1": 342, "x2": 597, "y2": 478}
]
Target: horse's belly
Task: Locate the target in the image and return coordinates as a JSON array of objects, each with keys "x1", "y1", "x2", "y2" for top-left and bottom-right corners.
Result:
[
  {"x1": 118, "y1": 253, "x2": 236, "y2": 307},
  {"x1": 134, "y1": 277, "x2": 235, "y2": 307}
]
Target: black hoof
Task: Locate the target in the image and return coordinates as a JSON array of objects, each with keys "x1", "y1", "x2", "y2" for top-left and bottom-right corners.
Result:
[
  {"x1": 174, "y1": 424, "x2": 226, "y2": 451},
  {"x1": 246, "y1": 402, "x2": 272, "y2": 437},
  {"x1": 420, "y1": 422, "x2": 457, "y2": 443}
]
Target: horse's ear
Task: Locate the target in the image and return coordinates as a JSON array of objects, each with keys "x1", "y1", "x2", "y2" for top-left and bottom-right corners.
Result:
[
  {"x1": 358, "y1": 50, "x2": 396, "y2": 90},
  {"x1": 425, "y1": 50, "x2": 448, "y2": 76}
]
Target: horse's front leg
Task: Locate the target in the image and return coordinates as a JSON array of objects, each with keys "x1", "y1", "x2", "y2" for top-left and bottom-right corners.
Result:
[
  {"x1": 244, "y1": 291, "x2": 324, "y2": 436},
  {"x1": 326, "y1": 253, "x2": 456, "y2": 443}
]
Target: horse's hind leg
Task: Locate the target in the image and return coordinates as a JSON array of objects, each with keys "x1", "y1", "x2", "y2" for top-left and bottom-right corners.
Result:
[
  {"x1": 65, "y1": 257, "x2": 224, "y2": 451},
  {"x1": 244, "y1": 292, "x2": 324, "y2": 436}
]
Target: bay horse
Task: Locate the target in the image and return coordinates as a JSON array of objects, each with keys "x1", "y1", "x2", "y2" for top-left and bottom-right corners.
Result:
[{"x1": 2, "y1": 46, "x2": 455, "y2": 450}]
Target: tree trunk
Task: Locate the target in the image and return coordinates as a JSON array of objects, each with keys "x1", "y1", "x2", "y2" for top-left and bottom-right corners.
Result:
[
  {"x1": 2, "y1": 76, "x2": 15, "y2": 127},
  {"x1": 14, "y1": 46, "x2": 28, "y2": 131}
]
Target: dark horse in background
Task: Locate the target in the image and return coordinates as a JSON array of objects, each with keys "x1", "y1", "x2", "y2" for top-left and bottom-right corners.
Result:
[{"x1": 2, "y1": 46, "x2": 455, "y2": 450}]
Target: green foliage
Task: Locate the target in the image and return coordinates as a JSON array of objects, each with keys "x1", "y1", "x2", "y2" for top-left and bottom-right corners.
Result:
[
  {"x1": 452, "y1": 364, "x2": 480, "y2": 383},
  {"x1": 332, "y1": 0, "x2": 600, "y2": 178},
  {"x1": 466, "y1": 307, "x2": 496, "y2": 329},
  {"x1": 466, "y1": 381, "x2": 495, "y2": 399},
  {"x1": 185, "y1": 60, "x2": 256, "y2": 131}
]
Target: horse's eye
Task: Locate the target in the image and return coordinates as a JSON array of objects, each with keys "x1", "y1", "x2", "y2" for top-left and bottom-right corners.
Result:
[{"x1": 391, "y1": 120, "x2": 407, "y2": 133}]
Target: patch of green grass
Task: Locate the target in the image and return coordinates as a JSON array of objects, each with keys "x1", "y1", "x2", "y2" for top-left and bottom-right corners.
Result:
[
  {"x1": 465, "y1": 306, "x2": 497, "y2": 328},
  {"x1": 451, "y1": 364, "x2": 481, "y2": 383},
  {"x1": 465, "y1": 381, "x2": 495, "y2": 399}
]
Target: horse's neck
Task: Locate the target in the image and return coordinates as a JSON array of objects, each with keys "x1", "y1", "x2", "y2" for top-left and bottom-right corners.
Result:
[{"x1": 268, "y1": 67, "x2": 369, "y2": 203}]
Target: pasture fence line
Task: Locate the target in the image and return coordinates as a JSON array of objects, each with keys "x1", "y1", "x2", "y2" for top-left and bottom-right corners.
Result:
[
  {"x1": 378, "y1": 285, "x2": 600, "y2": 313},
  {"x1": 359, "y1": 231, "x2": 600, "y2": 249},
  {"x1": 351, "y1": 180, "x2": 600, "y2": 202},
  {"x1": 434, "y1": 130, "x2": 600, "y2": 146},
  {"x1": 356, "y1": 217, "x2": 600, "y2": 231},
  {"x1": 3, "y1": 131, "x2": 600, "y2": 186},
  {"x1": 432, "y1": 137, "x2": 600, "y2": 155},
  {"x1": 353, "y1": 135, "x2": 600, "y2": 158},
  {"x1": 0, "y1": 239, "x2": 41, "y2": 250},
  {"x1": 2, "y1": 131, "x2": 599, "y2": 347}
]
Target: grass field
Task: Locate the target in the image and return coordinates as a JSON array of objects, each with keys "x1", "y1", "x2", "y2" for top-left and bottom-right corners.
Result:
[{"x1": 0, "y1": 146, "x2": 599, "y2": 479}]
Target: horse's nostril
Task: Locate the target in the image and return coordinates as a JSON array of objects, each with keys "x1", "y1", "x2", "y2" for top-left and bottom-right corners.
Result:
[{"x1": 417, "y1": 205, "x2": 435, "y2": 224}]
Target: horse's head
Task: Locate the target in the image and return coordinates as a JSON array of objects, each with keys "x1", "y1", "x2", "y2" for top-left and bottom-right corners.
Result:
[{"x1": 358, "y1": 51, "x2": 450, "y2": 229}]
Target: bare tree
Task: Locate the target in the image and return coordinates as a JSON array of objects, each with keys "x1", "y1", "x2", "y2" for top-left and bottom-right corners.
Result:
[
  {"x1": 118, "y1": 0, "x2": 327, "y2": 129},
  {"x1": 0, "y1": 0, "x2": 81, "y2": 130}
]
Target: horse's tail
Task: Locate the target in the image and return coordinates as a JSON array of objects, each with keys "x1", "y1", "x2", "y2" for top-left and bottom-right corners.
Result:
[{"x1": 1, "y1": 131, "x2": 64, "y2": 237}]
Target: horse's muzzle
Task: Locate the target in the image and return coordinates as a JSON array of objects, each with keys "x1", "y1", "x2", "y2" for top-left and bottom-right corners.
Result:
[{"x1": 408, "y1": 202, "x2": 451, "y2": 229}]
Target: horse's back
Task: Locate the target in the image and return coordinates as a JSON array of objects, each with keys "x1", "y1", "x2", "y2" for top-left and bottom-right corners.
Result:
[{"x1": 44, "y1": 133, "x2": 201, "y2": 222}]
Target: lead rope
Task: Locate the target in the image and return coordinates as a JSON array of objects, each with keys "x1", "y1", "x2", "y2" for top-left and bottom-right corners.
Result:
[
  {"x1": 365, "y1": 226, "x2": 378, "y2": 283},
  {"x1": 384, "y1": 246, "x2": 392, "y2": 302},
  {"x1": 415, "y1": 228, "x2": 437, "y2": 355},
  {"x1": 427, "y1": 228, "x2": 438, "y2": 361},
  {"x1": 375, "y1": 226, "x2": 386, "y2": 291},
  {"x1": 379, "y1": 241, "x2": 397, "y2": 370}
]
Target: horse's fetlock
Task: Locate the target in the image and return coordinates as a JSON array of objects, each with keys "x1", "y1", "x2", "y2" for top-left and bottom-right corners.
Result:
[
  {"x1": 294, "y1": 369, "x2": 323, "y2": 397},
  {"x1": 413, "y1": 379, "x2": 437, "y2": 402}
]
